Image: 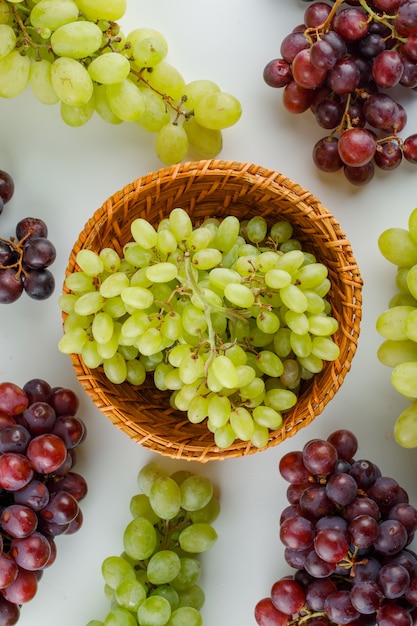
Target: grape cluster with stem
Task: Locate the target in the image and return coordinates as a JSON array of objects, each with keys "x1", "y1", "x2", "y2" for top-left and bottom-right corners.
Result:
[
  {"x1": 376, "y1": 206, "x2": 417, "y2": 449},
  {"x1": 0, "y1": 212, "x2": 56, "y2": 303},
  {"x1": 58, "y1": 208, "x2": 341, "y2": 450},
  {"x1": 264, "y1": 0, "x2": 417, "y2": 186},
  {"x1": 87, "y1": 462, "x2": 219, "y2": 626},
  {"x1": 0, "y1": 0, "x2": 242, "y2": 165},
  {"x1": 255, "y1": 429, "x2": 417, "y2": 626},
  {"x1": 0, "y1": 379, "x2": 87, "y2": 626}
]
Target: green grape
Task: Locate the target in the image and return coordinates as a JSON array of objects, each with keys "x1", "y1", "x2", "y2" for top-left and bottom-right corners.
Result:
[
  {"x1": 144, "y1": 61, "x2": 185, "y2": 101},
  {"x1": 103, "y1": 352, "x2": 127, "y2": 384},
  {"x1": 182, "y1": 79, "x2": 220, "y2": 109},
  {"x1": 63, "y1": 311, "x2": 91, "y2": 332},
  {"x1": 101, "y1": 556, "x2": 136, "y2": 590},
  {"x1": 131, "y1": 218, "x2": 158, "y2": 249},
  {"x1": 264, "y1": 268, "x2": 292, "y2": 289},
  {"x1": 210, "y1": 355, "x2": 238, "y2": 389},
  {"x1": 285, "y1": 310, "x2": 309, "y2": 335},
  {"x1": 179, "y1": 475, "x2": 213, "y2": 512},
  {"x1": 290, "y1": 331, "x2": 312, "y2": 358},
  {"x1": 86, "y1": 621, "x2": 104, "y2": 626},
  {"x1": 146, "y1": 262, "x2": 178, "y2": 283},
  {"x1": 0, "y1": 50, "x2": 30, "y2": 98},
  {"x1": 106, "y1": 78, "x2": 145, "y2": 122},
  {"x1": 264, "y1": 388, "x2": 297, "y2": 411},
  {"x1": 270, "y1": 221, "x2": 293, "y2": 243},
  {"x1": 280, "y1": 358, "x2": 301, "y2": 388},
  {"x1": 183, "y1": 117, "x2": 223, "y2": 159},
  {"x1": 88, "y1": 53, "x2": 131, "y2": 84},
  {"x1": 96, "y1": 329, "x2": 120, "y2": 359},
  {"x1": 256, "y1": 350, "x2": 284, "y2": 377},
  {"x1": 147, "y1": 550, "x2": 181, "y2": 585},
  {"x1": 61, "y1": 95, "x2": 96, "y2": 126},
  {"x1": 104, "y1": 607, "x2": 137, "y2": 626},
  {"x1": 126, "y1": 359, "x2": 147, "y2": 385},
  {"x1": 308, "y1": 314, "x2": 338, "y2": 336},
  {"x1": 394, "y1": 402, "x2": 417, "y2": 448},
  {"x1": 150, "y1": 586, "x2": 179, "y2": 611},
  {"x1": 251, "y1": 422, "x2": 269, "y2": 448},
  {"x1": 407, "y1": 264, "x2": 417, "y2": 299},
  {"x1": 224, "y1": 282, "x2": 255, "y2": 308},
  {"x1": 123, "y1": 517, "x2": 157, "y2": 560},
  {"x1": 76, "y1": 249, "x2": 104, "y2": 277},
  {"x1": 136, "y1": 87, "x2": 171, "y2": 133},
  {"x1": 169, "y1": 208, "x2": 193, "y2": 241},
  {"x1": 239, "y1": 376, "x2": 265, "y2": 401},
  {"x1": 137, "y1": 462, "x2": 166, "y2": 496},
  {"x1": 137, "y1": 327, "x2": 164, "y2": 356},
  {"x1": 376, "y1": 306, "x2": 416, "y2": 340},
  {"x1": 252, "y1": 405, "x2": 283, "y2": 429},
  {"x1": 304, "y1": 290, "x2": 326, "y2": 314},
  {"x1": 378, "y1": 228, "x2": 417, "y2": 268},
  {"x1": 82, "y1": 340, "x2": 103, "y2": 368},
  {"x1": 94, "y1": 83, "x2": 123, "y2": 124},
  {"x1": 256, "y1": 310, "x2": 280, "y2": 334},
  {"x1": 378, "y1": 339, "x2": 417, "y2": 367},
  {"x1": 65, "y1": 271, "x2": 94, "y2": 293},
  {"x1": 298, "y1": 353, "x2": 323, "y2": 374},
  {"x1": 311, "y1": 336, "x2": 340, "y2": 360},
  {"x1": 408, "y1": 207, "x2": 417, "y2": 243},
  {"x1": 74, "y1": 291, "x2": 105, "y2": 315},
  {"x1": 51, "y1": 20, "x2": 103, "y2": 58},
  {"x1": 124, "y1": 243, "x2": 154, "y2": 268},
  {"x1": 295, "y1": 263, "x2": 328, "y2": 289},
  {"x1": 214, "y1": 422, "x2": 236, "y2": 448},
  {"x1": 130, "y1": 493, "x2": 160, "y2": 523},
  {"x1": 245, "y1": 216, "x2": 268, "y2": 243},
  {"x1": 188, "y1": 497, "x2": 220, "y2": 524},
  {"x1": 0, "y1": 0, "x2": 10, "y2": 24},
  {"x1": 121, "y1": 286, "x2": 154, "y2": 309},
  {"x1": 185, "y1": 226, "x2": 212, "y2": 252},
  {"x1": 137, "y1": 595, "x2": 172, "y2": 626},
  {"x1": 30, "y1": 0, "x2": 79, "y2": 30},
  {"x1": 194, "y1": 91, "x2": 242, "y2": 130},
  {"x1": 115, "y1": 578, "x2": 147, "y2": 612},
  {"x1": 58, "y1": 327, "x2": 88, "y2": 354},
  {"x1": 75, "y1": 0, "x2": 127, "y2": 21},
  {"x1": 132, "y1": 35, "x2": 168, "y2": 68},
  {"x1": 92, "y1": 311, "x2": 114, "y2": 344},
  {"x1": 178, "y1": 523, "x2": 217, "y2": 553},
  {"x1": 177, "y1": 585, "x2": 205, "y2": 610},
  {"x1": 391, "y1": 361, "x2": 417, "y2": 397},
  {"x1": 58, "y1": 293, "x2": 78, "y2": 313},
  {"x1": 235, "y1": 365, "x2": 256, "y2": 387},
  {"x1": 51, "y1": 56, "x2": 93, "y2": 105},
  {"x1": 0, "y1": 24, "x2": 16, "y2": 60},
  {"x1": 149, "y1": 475, "x2": 182, "y2": 520},
  {"x1": 156, "y1": 123, "x2": 189, "y2": 166},
  {"x1": 167, "y1": 606, "x2": 202, "y2": 626},
  {"x1": 100, "y1": 248, "x2": 122, "y2": 272},
  {"x1": 170, "y1": 557, "x2": 201, "y2": 591},
  {"x1": 280, "y1": 284, "x2": 308, "y2": 313},
  {"x1": 206, "y1": 394, "x2": 231, "y2": 429},
  {"x1": 230, "y1": 406, "x2": 255, "y2": 441}
]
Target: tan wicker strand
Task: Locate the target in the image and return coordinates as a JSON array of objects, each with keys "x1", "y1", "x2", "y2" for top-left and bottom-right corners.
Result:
[{"x1": 64, "y1": 160, "x2": 363, "y2": 462}]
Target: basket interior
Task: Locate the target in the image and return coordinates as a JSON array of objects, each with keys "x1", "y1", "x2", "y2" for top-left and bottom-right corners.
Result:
[{"x1": 66, "y1": 161, "x2": 363, "y2": 461}]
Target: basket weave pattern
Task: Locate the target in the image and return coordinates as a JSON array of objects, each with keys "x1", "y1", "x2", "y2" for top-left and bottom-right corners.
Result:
[{"x1": 65, "y1": 160, "x2": 363, "y2": 462}]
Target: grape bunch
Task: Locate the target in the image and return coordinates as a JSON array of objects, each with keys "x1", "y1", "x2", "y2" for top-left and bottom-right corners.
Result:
[
  {"x1": 255, "y1": 429, "x2": 417, "y2": 626},
  {"x1": 376, "y1": 206, "x2": 417, "y2": 449},
  {"x1": 0, "y1": 214, "x2": 56, "y2": 303},
  {"x1": 58, "y1": 208, "x2": 340, "y2": 450},
  {"x1": 264, "y1": 0, "x2": 417, "y2": 186},
  {"x1": 0, "y1": 0, "x2": 242, "y2": 166},
  {"x1": 0, "y1": 168, "x2": 14, "y2": 215},
  {"x1": 86, "y1": 461, "x2": 219, "y2": 626},
  {"x1": 0, "y1": 378, "x2": 87, "y2": 626}
]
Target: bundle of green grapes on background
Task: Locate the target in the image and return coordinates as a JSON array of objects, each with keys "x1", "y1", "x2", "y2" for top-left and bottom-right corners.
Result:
[
  {"x1": 0, "y1": 0, "x2": 242, "y2": 164},
  {"x1": 58, "y1": 208, "x2": 341, "y2": 451}
]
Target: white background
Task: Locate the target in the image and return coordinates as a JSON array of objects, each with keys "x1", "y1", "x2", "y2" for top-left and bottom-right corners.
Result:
[{"x1": 2, "y1": 0, "x2": 417, "y2": 624}]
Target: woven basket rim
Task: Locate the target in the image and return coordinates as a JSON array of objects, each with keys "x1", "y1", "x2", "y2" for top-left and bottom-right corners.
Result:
[{"x1": 64, "y1": 159, "x2": 363, "y2": 462}]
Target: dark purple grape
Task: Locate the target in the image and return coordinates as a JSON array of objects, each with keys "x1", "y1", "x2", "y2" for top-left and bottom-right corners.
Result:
[
  {"x1": 348, "y1": 514, "x2": 380, "y2": 548},
  {"x1": 0, "y1": 241, "x2": 16, "y2": 267},
  {"x1": 374, "y1": 141, "x2": 403, "y2": 170},
  {"x1": 324, "y1": 589, "x2": 360, "y2": 624},
  {"x1": 23, "y1": 268, "x2": 55, "y2": 300},
  {"x1": 327, "y1": 429, "x2": 358, "y2": 460},
  {"x1": 0, "y1": 594, "x2": 20, "y2": 626},
  {"x1": 0, "y1": 170, "x2": 14, "y2": 205},
  {"x1": 23, "y1": 401, "x2": 56, "y2": 436},
  {"x1": 47, "y1": 471, "x2": 88, "y2": 501},
  {"x1": 263, "y1": 58, "x2": 292, "y2": 88},
  {"x1": 14, "y1": 479, "x2": 50, "y2": 511},
  {"x1": 304, "y1": 550, "x2": 337, "y2": 578},
  {"x1": 306, "y1": 578, "x2": 338, "y2": 611},
  {"x1": 22, "y1": 237, "x2": 56, "y2": 269},
  {"x1": 312, "y1": 136, "x2": 344, "y2": 172},
  {"x1": 343, "y1": 496, "x2": 381, "y2": 522},
  {"x1": 22, "y1": 378, "x2": 52, "y2": 404},
  {"x1": 367, "y1": 476, "x2": 406, "y2": 511},
  {"x1": 350, "y1": 459, "x2": 381, "y2": 489},
  {"x1": 350, "y1": 580, "x2": 384, "y2": 614},
  {"x1": 280, "y1": 515, "x2": 315, "y2": 551},
  {"x1": 388, "y1": 502, "x2": 417, "y2": 535},
  {"x1": 313, "y1": 527, "x2": 350, "y2": 563},
  {"x1": 51, "y1": 415, "x2": 85, "y2": 449},
  {"x1": 39, "y1": 490, "x2": 79, "y2": 525},
  {"x1": 270, "y1": 577, "x2": 306, "y2": 615},
  {"x1": 1, "y1": 504, "x2": 38, "y2": 539},
  {"x1": 15, "y1": 217, "x2": 48, "y2": 241},
  {"x1": 299, "y1": 484, "x2": 336, "y2": 519},
  {"x1": 315, "y1": 97, "x2": 344, "y2": 129},
  {"x1": 48, "y1": 387, "x2": 79, "y2": 417},
  {"x1": 377, "y1": 562, "x2": 411, "y2": 599},
  {"x1": 303, "y1": 439, "x2": 338, "y2": 476},
  {"x1": 325, "y1": 472, "x2": 358, "y2": 506},
  {"x1": 328, "y1": 58, "x2": 361, "y2": 94},
  {"x1": 373, "y1": 519, "x2": 408, "y2": 556},
  {"x1": 0, "y1": 268, "x2": 24, "y2": 304},
  {"x1": 358, "y1": 32, "x2": 386, "y2": 58},
  {"x1": 0, "y1": 424, "x2": 31, "y2": 454}
]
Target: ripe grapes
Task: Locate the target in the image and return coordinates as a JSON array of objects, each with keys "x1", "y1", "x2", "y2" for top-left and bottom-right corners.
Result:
[
  {"x1": 264, "y1": 0, "x2": 417, "y2": 186},
  {"x1": 0, "y1": 213, "x2": 56, "y2": 303},
  {"x1": 86, "y1": 462, "x2": 219, "y2": 626},
  {"x1": 255, "y1": 429, "x2": 417, "y2": 626},
  {"x1": 0, "y1": 378, "x2": 87, "y2": 625},
  {"x1": 58, "y1": 209, "x2": 341, "y2": 450},
  {"x1": 376, "y1": 206, "x2": 417, "y2": 448},
  {"x1": 0, "y1": 0, "x2": 242, "y2": 165}
]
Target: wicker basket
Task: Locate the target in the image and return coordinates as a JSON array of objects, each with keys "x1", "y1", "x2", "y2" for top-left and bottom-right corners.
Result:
[{"x1": 64, "y1": 160, "x2": 362, "y2": 462}]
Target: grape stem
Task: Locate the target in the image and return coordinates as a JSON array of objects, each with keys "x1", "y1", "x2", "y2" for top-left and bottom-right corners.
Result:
[
  {"x1": 130, "y1": 67, "x2": 192, "y2": 124},
  {"x1": 0, "y1": 233, "x2": 32, "y2": 278}
]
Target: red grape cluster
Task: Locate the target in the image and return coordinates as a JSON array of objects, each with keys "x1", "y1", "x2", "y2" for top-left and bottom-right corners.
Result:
[
  {"x1": 0, "y1": 216, "x2": 56, "y2": 303},
  {"x1": 0, "y1": 379, "x2": 87, "y2": 625},
  {"x1": 264, "y1": 0, "x2": 417, "y2": 185},
  {"x1": 255, "y1": 429, "x2": 417, "y2": 626}
]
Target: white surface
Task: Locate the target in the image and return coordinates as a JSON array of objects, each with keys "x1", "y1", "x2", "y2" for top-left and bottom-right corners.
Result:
[{"x1": 1, "y1": 0, "x2": 417, "y2": 624}]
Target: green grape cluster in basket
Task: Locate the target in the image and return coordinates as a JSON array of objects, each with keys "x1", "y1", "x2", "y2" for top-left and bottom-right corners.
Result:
[
  {"x1": 0, "y1": 0, "x2": 242, "y2": 164},
  {"x1": 86, "y1": 462, "x2": 219, "y2": 626},
  {"x1": 58, "y1": 209, "x2": 341, "y2": 450},
  {"x1": 377, "y1": 207, "x2": 417, "y2": 449}
]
